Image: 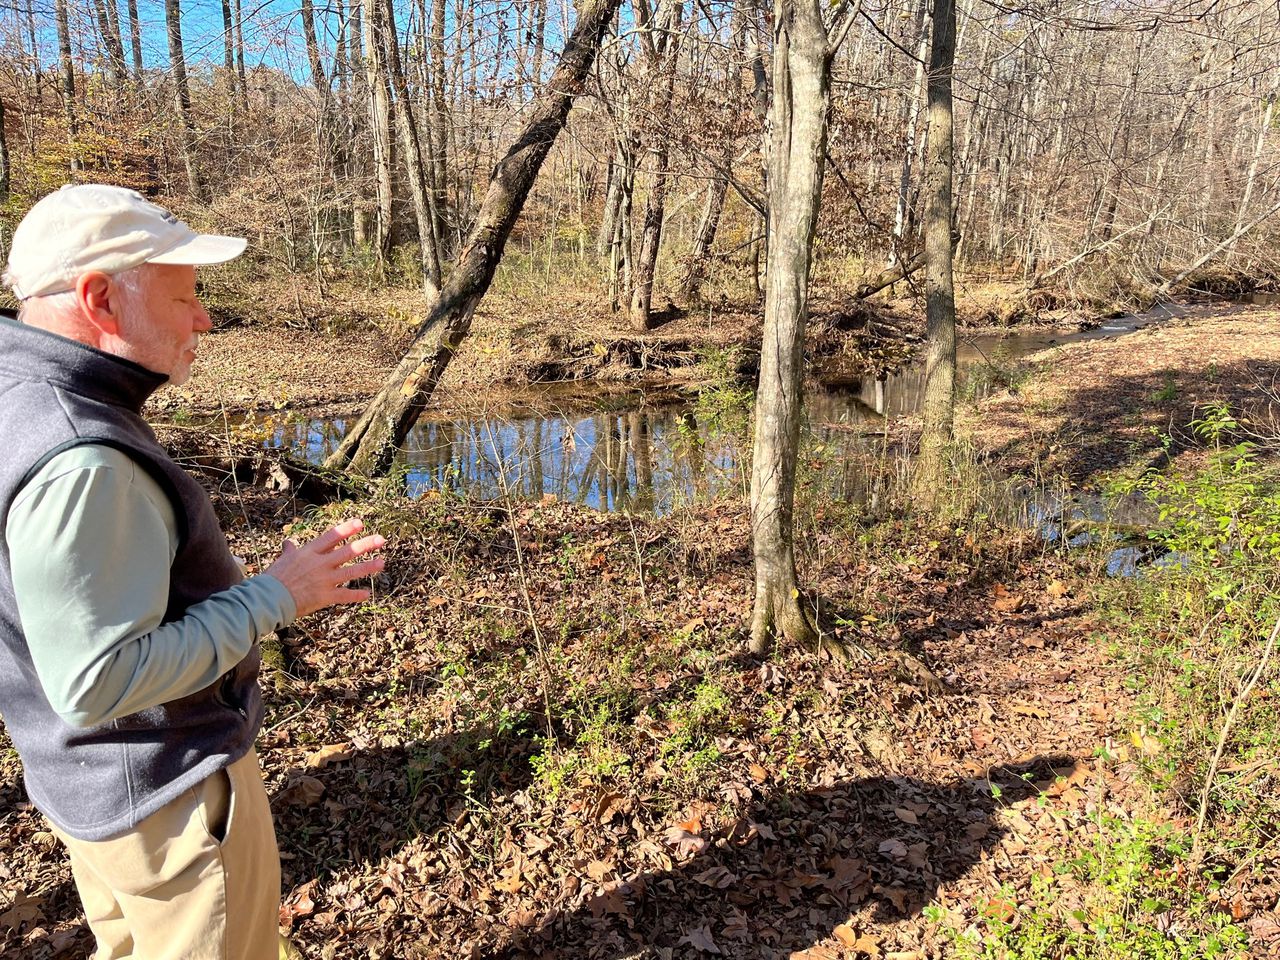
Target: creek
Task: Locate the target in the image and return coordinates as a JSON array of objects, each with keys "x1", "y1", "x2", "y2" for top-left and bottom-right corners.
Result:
[{"x1": 266, "y1": 304, "x2": 1204, "y2": 562}]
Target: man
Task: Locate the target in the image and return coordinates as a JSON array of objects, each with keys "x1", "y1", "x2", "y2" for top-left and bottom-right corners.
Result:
[{"x1": 0, "y1": 184, "x2": 385, "y2": 959}]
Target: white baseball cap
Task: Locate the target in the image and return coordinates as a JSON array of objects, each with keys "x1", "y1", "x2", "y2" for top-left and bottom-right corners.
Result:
[{"x1": 4, "y1": 184, "x2": 247, "y2": 300}]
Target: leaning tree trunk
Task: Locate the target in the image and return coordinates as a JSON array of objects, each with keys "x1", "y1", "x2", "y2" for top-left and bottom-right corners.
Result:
[
  {"x1": 915, "y1": 0, "x2": 956, "y2": 507},
  {"x1": 679, "y1": 172, "x2": 729, "y2": 302},
  {"x1": 164, "y1": 0, "x2": 205, "y2": 199},
  {"x1": 325, "y1": 0, "x2": 626, "y2": 477},
  {"x1": 748, "y1": 0, "x2": 832, "y2": 655}
]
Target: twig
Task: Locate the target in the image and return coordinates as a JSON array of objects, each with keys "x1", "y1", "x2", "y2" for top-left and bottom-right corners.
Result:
[
  {"x1": 1192, "y1": 610, "x2": 1280, "y2": 862},
  {"x1": 626, "y1": 512, "x2": 649, "y2": 602}
]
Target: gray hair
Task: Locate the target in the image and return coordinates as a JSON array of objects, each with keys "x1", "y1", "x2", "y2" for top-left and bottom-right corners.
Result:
[{"x1": 18, "y1": 264, "x2": 153, "y2": 327}]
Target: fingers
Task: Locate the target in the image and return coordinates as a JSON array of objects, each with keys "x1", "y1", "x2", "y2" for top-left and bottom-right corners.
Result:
[
  {"x1": 333, "y1": 556, "x2": 384, "y2": 584},
  {"x1": 311, "y1": 518, "x2": 366, "y2": 553}
]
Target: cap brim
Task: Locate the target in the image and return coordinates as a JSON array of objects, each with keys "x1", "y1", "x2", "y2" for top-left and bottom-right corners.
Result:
[{"x1": 148, "y1": 233, "x2": 247, "y2": 266}]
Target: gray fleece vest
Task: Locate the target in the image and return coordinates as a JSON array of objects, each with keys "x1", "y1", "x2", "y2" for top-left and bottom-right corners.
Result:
[{"x1": 0, "y1": 312, "x2": 262, "y2": 841}]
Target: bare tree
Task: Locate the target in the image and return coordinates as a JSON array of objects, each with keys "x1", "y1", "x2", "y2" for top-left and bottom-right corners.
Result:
[
  {"x1": 164, "y1": 0, "x2": 205, "y2": 199},
  {"x1": 54, "y1": 0, "x2": 80, "y2": 173},
  {"x1": 326, "y1": 0, "x2": 627, "y2": 476},
  {"x1": 915, "y1": 0, "x2": 957, "y2": 503},
  {"x1": 363, "y1": 0, "x2": 396, "y2": 263},
  {"x1": 382, "y1": 0, "x2": 444, "y2": 296},
  {"x1": 748, "y1": 0, "x2": 858, "y2": 654},
  {"x1": 628, "y1": 0, "x2": 683, "y2": 331},
  {"x1": 126, "y1": 0, "x2": 143, "y2": 80}
]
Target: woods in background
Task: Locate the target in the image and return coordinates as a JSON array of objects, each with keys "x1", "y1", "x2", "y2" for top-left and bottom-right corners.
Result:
[{"x1": 2, "y1": 0, "x2": 1277, "y2": 305}]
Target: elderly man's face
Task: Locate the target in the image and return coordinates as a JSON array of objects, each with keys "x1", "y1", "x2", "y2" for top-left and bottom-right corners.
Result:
[{"x1": 117, "y1": 264, "x2": 212, "y2": 386}]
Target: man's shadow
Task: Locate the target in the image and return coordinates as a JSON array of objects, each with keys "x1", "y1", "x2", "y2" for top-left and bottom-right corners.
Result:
[{"x1": 491, "y1": 755, "x2": 1076, "y2": 959}]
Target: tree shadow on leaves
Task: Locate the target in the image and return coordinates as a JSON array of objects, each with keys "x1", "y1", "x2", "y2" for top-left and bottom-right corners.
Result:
[{"x1": 494, "y1": 754, "x2": 1076, "y2": 960}]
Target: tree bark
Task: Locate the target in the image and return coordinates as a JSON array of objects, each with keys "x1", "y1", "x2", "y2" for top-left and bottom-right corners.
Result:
[
  {"x1": 888, "y1": 0, "x2": 930, "y2": 267},
  {"x1": 164, "y1": 0, "x2": 205, "y2": 199},
  {"x1": 364, "y1": 0, "x2": 396, "y2": 263},
  {"x1": 325, "y1": 0, "x2": 626, "y2": 477},
  {"x1": 916, "y1": 0, "x2": 956, "y2": 506},
  {"x1": 54, "y1": 0, "x2": 80, "y2": 173},
  {"x1": 230, "y1": 0, "x2": 247, "y2": 105},
  {"x1": 382, "y1": 0, "x2": 443, "y2": 297},
  {"x1": 127, "y1": 0, "x2": 143, "y2": 80},
  {"x1": 628, "y1": 0, "x2": 682, "y2": 331},
  {"x1": 748, "y1": 0, "x2": 835, "y2": 655},
  {"x1": 91, "y1": 0, "x2": 128, "y2": 89},
  {"x1": 429, "y1": 0, "x2": 452, "y2": 249},
  {"x1": 679, "y1": 172, "x2": 729, "y2": 302},
  {"x1": 221, "y1": 0, "x2": 237, "y2": 100}
]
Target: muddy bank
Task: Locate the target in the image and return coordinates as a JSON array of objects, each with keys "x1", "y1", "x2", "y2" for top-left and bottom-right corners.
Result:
[{"x1": 964, "y1": 302, "x2": 1280, "y2": 486}]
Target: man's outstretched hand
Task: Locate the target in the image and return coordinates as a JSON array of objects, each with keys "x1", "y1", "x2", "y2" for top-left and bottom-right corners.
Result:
[{"x1": 264, "y1": 518, "x2": 386, "y2": 617}]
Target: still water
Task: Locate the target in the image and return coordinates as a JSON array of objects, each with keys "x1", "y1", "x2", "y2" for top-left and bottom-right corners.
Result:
[{"x1": 268, "y1": 305, "x2": 1186, "y2": 516}]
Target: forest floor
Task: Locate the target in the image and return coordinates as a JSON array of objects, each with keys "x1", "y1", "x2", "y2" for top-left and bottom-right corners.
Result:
[{"x1": 3, "y1": 306, "x2": 1278, "y2": 959}]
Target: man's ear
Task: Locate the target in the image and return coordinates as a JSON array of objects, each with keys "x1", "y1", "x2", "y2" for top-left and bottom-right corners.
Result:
[{"x1": 75, "y1": 272, "x2": 122, "y2": 336}]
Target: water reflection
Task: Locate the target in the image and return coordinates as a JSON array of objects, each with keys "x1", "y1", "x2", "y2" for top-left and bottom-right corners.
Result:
[{"x1": 270, "y1": 307, "x2": 1182, "y2": 515}]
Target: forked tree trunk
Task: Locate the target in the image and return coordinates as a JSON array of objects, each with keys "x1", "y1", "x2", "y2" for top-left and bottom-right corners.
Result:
[
  {"x1": 325, "y1": 0, "x2": 625, "y2": 477},
  {"x1": 163, "y1": 0, "x2": 205, "y2": 199},
  {"x1": 916, "y1": 0, "x2": 956, "y2": 506},
  {"x1": 748, "y1": 0, "x2": 833, "y2": 655}
]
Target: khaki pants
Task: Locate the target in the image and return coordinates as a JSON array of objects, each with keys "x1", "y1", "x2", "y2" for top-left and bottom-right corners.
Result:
[{"x1": 52, "y1": 749, "x2": 294, "y2": 960}]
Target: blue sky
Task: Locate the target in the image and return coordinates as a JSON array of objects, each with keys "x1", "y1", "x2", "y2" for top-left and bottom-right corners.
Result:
[{"x1": 17, "y1": 0, "x2": 579, "y2": 86}]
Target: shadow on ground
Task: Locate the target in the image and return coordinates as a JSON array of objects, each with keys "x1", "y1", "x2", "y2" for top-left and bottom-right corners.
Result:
[{"x1": 487, "y1": 756, "x2": 1074, "y2": 960}]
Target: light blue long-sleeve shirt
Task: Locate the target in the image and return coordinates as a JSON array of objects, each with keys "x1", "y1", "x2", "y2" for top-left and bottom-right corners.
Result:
[{"x1": 6, "y1": 444, "x2": 296, "y2": 728}]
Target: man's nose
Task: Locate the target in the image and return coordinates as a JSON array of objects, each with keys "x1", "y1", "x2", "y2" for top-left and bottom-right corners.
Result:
[{"x1": 194, "y1": 302, "x2": 213, "y2": 332}]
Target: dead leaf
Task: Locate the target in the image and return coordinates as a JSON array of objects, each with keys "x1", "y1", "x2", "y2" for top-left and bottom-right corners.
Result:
[
  {"x1": 679, "y1": 923, "x2": 722, "y2": 954},
  {"x1": 276, "y1": 775, "x2": 325, "y2": 808},
  {"x1": 893, "y1": 807, "x2": 918, "y2": 825},
  {"x1": 833, "y1": 923, "x2": 858, "y2": 946},
  {"x1": 305, "y1": 744, "x2": 353, "y2": 769},
  {"x1": 1046, "y1": 580, "x2": 1070, "y2": 598},
  {"x1": 877, "y1": 838, "x2": 908, "y2": 860},
  {"x1": 0, "y1": 890, "x2": 43, "y2": 929},
  {"x1": 852, "y1": 932, "x2": 882, "y2": 958},
  {"x1": 748, "y1": 763, "x2": 769, "y2": 783}
]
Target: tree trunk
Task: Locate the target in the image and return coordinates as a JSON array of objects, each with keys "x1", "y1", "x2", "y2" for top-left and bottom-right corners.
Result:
[
  {"x1": 54, "y1": 0, "x2": 80, "y2": 173},
  {"x1": 221, "y1": 0, "x2": 237, "y2": 100},
  {"x1": 126, "y1": 0, "x2": 143, "y2": 79},
  {"x1": 888, "y1": 0, "x2": 930, "y2": 267},
  {"x1": 429, "y1": 0, "x2": 451, "y2": 249},
  {"x1": 364, "y1": 0, "x2": 396, "y2": 263},
  {"x1": 325, "y1": 0, "x2": 626, "y2": 477},
  {"x1": 748, "y1": 0, "x2": 832, "y2": 655},
  {"x1": 382, "y1": 0, "x2": 443, "y2": 296},
  {"x1": 164, "y1": 0, "x2": 205, "y2": 199},
  {"x1": 916, "y1": 0, "x2": 956, "y2": 506},
  {"x1": 91, "y1": 0, "x2": 128, "y2": 89},
  {"x1": 233, "y1": 0, "x2": 247, "y2": 106},
  {"x1": 628, "y1": 0, "x2": 682, "y2": 331},
  {"x1": 679, "y1": 172, "x2": 729, "y2": 302}
]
